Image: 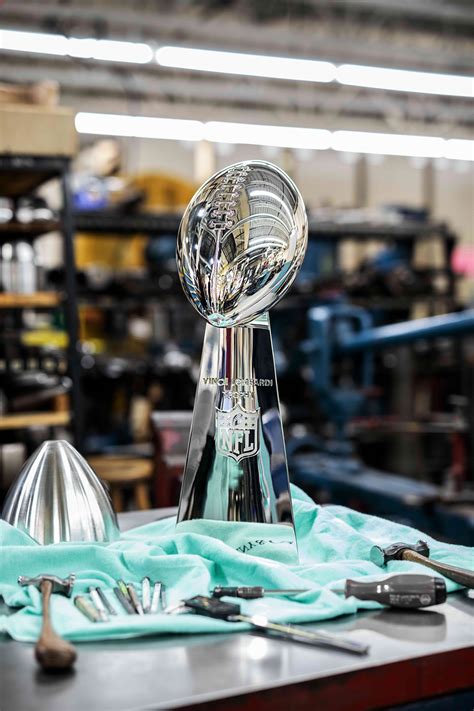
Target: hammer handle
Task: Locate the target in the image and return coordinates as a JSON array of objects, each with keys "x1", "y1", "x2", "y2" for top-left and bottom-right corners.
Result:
[
  {"x1": 36, "y1": 579, "x2": 77, "y2": 671},
  {"x1": 402, "y1": 550, "x2": 474, "y2": 588}
]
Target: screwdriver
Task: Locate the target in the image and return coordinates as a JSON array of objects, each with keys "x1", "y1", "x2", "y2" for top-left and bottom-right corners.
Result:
[
  {"x1": 332, "y1": 574, "x2": 447, "y2": 608},
  {"x1": 183, "y1": 595, "x2": 369, "y2": 655},
  {"x1": 212, "y1": 586, "x2": 309, "y2": 599}
]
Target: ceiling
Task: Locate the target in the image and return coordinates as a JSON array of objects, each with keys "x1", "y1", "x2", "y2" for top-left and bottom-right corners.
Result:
[{"x1": 0, "y1": 0, "x2": 473, "y2": 137}]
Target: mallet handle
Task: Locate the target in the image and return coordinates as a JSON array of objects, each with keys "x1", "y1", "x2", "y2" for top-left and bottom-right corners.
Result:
[
  {"x1": 402, "y1": 550, "x2": 474, "y2": 588},
  {"x1": 35, "y1": 579, "x2": 77, "y2": 672}
]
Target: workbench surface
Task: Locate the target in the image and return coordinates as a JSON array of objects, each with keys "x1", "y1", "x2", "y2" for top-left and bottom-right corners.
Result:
[{"x1": 1, "y1": 508, "x2": 473, "y2": 711}]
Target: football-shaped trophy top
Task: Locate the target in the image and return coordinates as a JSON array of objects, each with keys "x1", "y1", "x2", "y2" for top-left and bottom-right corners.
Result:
[{"x1": 177, "y1": 160, "x2": 308, "y2": 327}]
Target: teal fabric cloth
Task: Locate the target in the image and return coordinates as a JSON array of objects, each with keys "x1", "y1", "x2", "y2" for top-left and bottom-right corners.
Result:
[{"x1": 0, "y1": 485, "x2": 472, "y2": 643}]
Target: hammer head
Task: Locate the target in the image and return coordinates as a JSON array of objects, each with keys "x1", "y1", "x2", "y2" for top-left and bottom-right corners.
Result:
[
  {"x1": 18, "y1": 573, "x2": 76, "y2": 597},
  {"x1": 370, "y1": 540, "x2": 430, "y2": 567}
]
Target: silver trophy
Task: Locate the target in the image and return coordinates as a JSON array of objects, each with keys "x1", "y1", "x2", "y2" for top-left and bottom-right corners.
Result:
[{"x1": 176, "y1": 160, "x2": 307, "y2": 557}]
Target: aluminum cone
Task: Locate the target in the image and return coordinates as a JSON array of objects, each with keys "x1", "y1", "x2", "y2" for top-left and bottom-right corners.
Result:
[{"x1": 2, "y1": 440, "x2": 119, "y2": 544}]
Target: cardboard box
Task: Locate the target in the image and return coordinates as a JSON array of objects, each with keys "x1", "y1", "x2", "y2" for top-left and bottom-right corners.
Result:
[{"x1": 0, "y1": 103, "x2": 77, "y2": 157}]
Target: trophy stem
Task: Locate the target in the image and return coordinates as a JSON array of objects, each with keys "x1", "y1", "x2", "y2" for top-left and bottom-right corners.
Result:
[{"x1": 177, "y1": 314, "x2": 295, "y2": 533}]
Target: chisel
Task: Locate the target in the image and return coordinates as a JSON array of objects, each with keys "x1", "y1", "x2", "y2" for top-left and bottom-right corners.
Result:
[{"x1": 181, "y1": 595, "x2": 369, "y2": 655}]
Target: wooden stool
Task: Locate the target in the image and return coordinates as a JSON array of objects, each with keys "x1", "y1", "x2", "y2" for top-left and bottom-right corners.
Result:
[{"x1": 88, "y1": 456, "x2": 153, "y2": 513}]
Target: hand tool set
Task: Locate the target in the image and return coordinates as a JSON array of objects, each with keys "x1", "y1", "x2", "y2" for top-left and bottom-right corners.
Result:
[{"x1": 74, "y1": 578, "x2": 167, "y2": 622}]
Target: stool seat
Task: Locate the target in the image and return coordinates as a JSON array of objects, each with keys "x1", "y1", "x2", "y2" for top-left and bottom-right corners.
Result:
[{"x1": 89, "y1": 456, "x2": 153, "y2": 512}]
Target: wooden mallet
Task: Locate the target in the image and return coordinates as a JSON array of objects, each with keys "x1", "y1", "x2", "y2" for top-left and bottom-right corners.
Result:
[{"x1": 18, "y1": 573, "x2": 77, "y2": 672}]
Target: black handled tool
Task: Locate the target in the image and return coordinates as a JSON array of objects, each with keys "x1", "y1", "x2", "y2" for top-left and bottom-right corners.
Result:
[
  {"x1": 212, "y1": 586, "x2": 309, "y2": 599},
  {"x1": 183, "y1": 595, "x2": 369, "y2": 655},
  {"x1": 333, "y1": 574, "x2": 447, "y2": 608}
]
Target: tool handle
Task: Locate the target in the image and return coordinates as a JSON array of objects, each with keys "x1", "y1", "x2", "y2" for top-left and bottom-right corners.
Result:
[
  {"x1": 213, "y1": 586, "x2": 264, "y2": 599},
  {"x1": 345, "y1": 574, "x2": 446, "y2": 608},
  {"x1": 36, "y1": 579, "x2": 77, "y2": 671},
  {"x1": 403, "y1": 551, "x2": 474, "y2": 588}
]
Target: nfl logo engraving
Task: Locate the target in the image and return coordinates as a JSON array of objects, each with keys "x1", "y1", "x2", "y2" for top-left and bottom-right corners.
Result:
[{"x1": 216, "y1": 405, "x2": 260, "y2": 462}]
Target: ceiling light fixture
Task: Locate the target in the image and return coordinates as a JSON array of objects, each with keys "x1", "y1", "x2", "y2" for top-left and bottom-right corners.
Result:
[
  {"x1": 0, "y1": 29, "x2": 153, "y2": 63},
  {"x1": 1, "y1": 28, "x2": 472, "y2": 98},
  {"x1": 156, "y1": 46, "x2": 336, "y2": 83},
  {"x1": 75, "y1": 112, "x2": 474, "y2": 161}
]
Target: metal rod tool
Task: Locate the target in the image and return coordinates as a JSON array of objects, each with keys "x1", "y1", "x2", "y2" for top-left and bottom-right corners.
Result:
[
  {"x1": 75, "y1": 596, "x2": 103, "y2": 623},
  {"x1": 212, "y1": 586, "x2": 309, "y2": 599},
  {"x1": 160, "y1": 583, "x2": 167, "y2": 610},
  {"x1": 182, "y1": 596, "x2": 369, "y2": 655},
  {"x1": 142, "y1": 577, "x2": 151, "y2": 613},
  {"x1": 114, "y1": 587, "x2": 135, "y2": 614},
  {"x1": 89, "y1": 587, "x2": 109, "y2": 621},
  {"x1": 150, "y1": 582, "x2": 162, "y2": 614},
  {"x1": 127, "y1": 583, "x2": 144, "y2": 615},
  {"x1": 332, "y1": 574, "x2": 447, "y2": 609},
  {"x1": 95, "y1": 587, "x2": 117, "y2": 616}
]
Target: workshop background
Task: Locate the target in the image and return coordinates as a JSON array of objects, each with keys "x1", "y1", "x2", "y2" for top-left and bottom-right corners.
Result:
[{"x1": 0, "y1": 0, "x2": 472, "y2": 544}]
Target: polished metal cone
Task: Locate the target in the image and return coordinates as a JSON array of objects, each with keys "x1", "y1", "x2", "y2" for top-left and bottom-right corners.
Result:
[{"x1": 2, "y1": 440, "x2": 120, "y2": 544}]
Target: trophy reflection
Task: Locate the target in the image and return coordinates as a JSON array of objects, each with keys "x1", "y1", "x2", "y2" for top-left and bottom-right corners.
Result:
[{"x1": 176, "y1": 160, "x2": 307, "y2": 557}]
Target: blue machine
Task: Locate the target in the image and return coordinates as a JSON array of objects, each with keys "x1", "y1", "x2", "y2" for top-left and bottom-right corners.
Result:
[{"x1": 289, "y1": 307, "x2": 474, "y2": 544}]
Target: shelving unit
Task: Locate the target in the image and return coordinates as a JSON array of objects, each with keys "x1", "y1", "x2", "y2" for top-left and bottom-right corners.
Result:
[{"x1": 0, "y1": 154, "x2": 83, "y2": 448}]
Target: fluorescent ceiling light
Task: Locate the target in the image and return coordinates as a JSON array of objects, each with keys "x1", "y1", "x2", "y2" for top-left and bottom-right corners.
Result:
[
  {"x1": 1, "y1": 28, "x2": 472, "y2": 98},
  {"x1": 443, "y1": 139, "x2": 474, "y2": 161},
  {"x1": 156, "y1": 45, "x2": 473, "y2": 99},
  {"x1": 0, "y1": 29, "x2": 152, "y2": 63},
  {"x1": 75, "y1": 112, "x2": 203, "y2": 141},
  {"x1": 204, "y1": 121, "x2": 332, "y2": 150},
  {"x1": 156, "y1": 46, "x2": 336, "y2": 83},
  {"x1": 337, "y1": 64, "x2": 474, "y2": 99},
  {"x1": 331, "y1": 130, "x2": 446, "y2": 159},
  {"x1": 75, "y1": 112, "x2": 474, "y2": 161},
  {"x1": 0, "y1": 29, "x2": 68, "y2": 56}
]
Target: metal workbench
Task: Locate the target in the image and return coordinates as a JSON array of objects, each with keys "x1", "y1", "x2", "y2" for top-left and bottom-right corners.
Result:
[{"x1": 1, "y1": 508, "x2": 473, "y2": 711}]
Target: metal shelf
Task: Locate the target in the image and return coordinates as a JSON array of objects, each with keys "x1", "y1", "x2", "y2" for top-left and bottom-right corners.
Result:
[
  {"x1": 0, "y1": 153, "x2": 83, "y2": 448},
  {"x1": 74, "y1": 211, "x2": 181, "y2": 236},
  {"x1": 0, "y1": 155, "x2": 68, "y2": 198},
  {"x1": 73, "y1": 210, "x2": 456, "y2": 245},
  {"x1": 0, "y1": 411, "x2": 70, "y2": 430},
  {"x1": 0, "y1": 220, "x2": 60, "y2": 240},
  {"x1": 0, "y1": 292, "x2": 61, "y2": 309}
]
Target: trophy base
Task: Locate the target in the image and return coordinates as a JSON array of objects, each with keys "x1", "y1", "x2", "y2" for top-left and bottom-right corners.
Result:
[{"x1": 177, "y1": 314, "x2": 297, "y2": 562}]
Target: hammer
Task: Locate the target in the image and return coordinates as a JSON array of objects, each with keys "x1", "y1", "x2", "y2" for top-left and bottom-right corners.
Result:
[
  {"x1": 370, "y1": 540, "x2": 474, "y2": 589},
  {"x1": 18, "y1": 573, "x2": 77, "y2": 672}
]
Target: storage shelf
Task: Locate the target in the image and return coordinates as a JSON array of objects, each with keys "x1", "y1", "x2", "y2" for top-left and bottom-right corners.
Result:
[
  {"x1": 73, "y1": 210, "x2": 456, "y2": 244},
  {"x1": 0, "y1": 292, "x2": 61, "y2": 309},
  {"x1": 0, "y1": 155, "x2": 68, "y2": 198},
  {"x1": 0, "y1": 220, "x2": 60, "y2": 240},
  {"x1": 0, "y1": 411, "x2": 70, "y2": 430}
]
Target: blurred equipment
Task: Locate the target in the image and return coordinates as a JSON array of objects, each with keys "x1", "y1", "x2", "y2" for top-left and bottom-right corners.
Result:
[
  {"x1": 333, "y1": 574, "x2": 446, "y2": 608},
  {"x1": 2, "y1": 440, "x2": 119, "y2": 543},
  {"x1": 87, "y1": 455, "x2": 153, "y2": 512},
  {"x1": 290, "y1": 305, "x2": 474, "y2": 544},
  {"x1": 0, "y1": 240, "x2": 42, "y2": 294},
  {"x1": 370, "y1": 540, "x2": 474, "y2": 588},
  {"x1": 18, "y1": 573, "x2": 76, "y2": 672},
  {"x1": 176, "y1": 161, "x2": 307, "y2": 541}
]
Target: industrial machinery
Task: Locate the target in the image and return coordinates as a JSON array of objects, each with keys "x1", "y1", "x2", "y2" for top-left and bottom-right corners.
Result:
[{"x1": 289, "y1": 306, "x2": 474, "y2": 544}]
